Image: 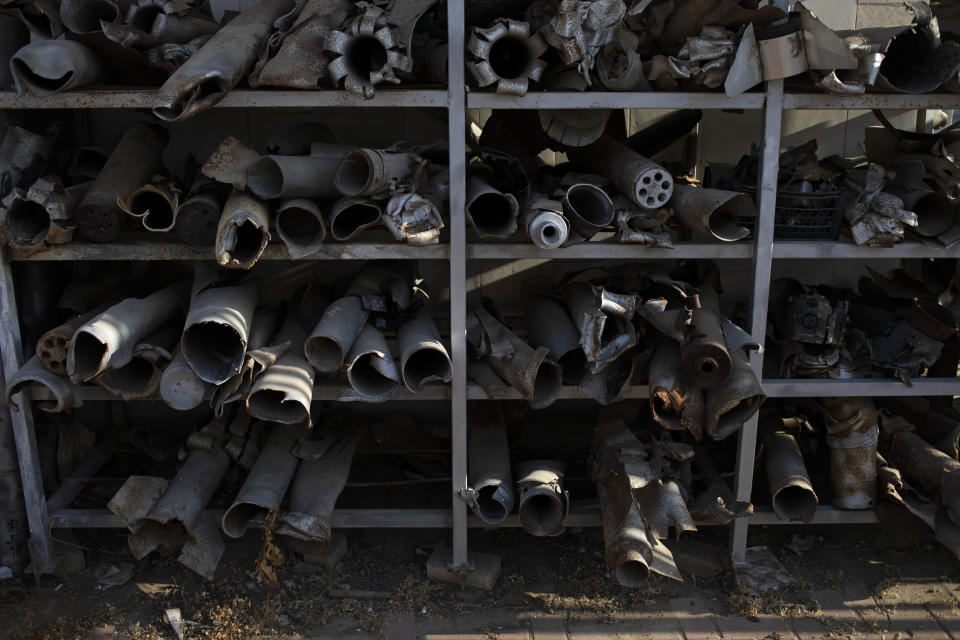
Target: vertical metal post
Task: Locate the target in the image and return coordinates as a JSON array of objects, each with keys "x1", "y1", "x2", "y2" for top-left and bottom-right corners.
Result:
[
  {"x1": 0, "y1": 247, "x2": 56, "y2": 573},
  {"x1": 730, "y1": 79, "x2": 784, "y2": 566},
  {"x1": 447, "y1": 0, "x2": 470, "y2": 568}
]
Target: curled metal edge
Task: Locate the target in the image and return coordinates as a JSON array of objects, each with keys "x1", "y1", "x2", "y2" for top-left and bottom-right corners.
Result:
[
  {"x1": 524, "y1": 293, "x2": 584, "y2": 384},
  {"x1": 328, "y1": 196, "x2": 382, "y2": 241},
  {"x1": 276, "y1": 198, "x2": 326, "y2": 259},
  {"x1": 215, "y1": 192, "x2": 271, "y2": 270},
  {"x1": 95, "y1": 325, "x2": 178, "y2": 400},
  {"x1": 763, "y1": 427, "x2": 818, "y2": 523},
  {"x1": 516, "y1": 460, "x2": 568, "y2": 537},
  {"x1": 383, "y1": 192, "x2": 444, "y2": 246},
  {"x1": 246, "y1": 320, "x2": 313, "y2": 425},
  {"x1": 344, "y1": 323, "x2": 400, "y2": 403},
  {"x1": 562, "y1": 182, "x2": 615, "y2": 239},
  {"x1": 703, "y1": 320, "x2": 764, "y2": 440},
  {"x1": 522, "y1": 198, "x2": 569, "y2": 248},
  {"x1": 0, "y1": 179, "x2": 75, "y2": 254},
  {"x1": 10, "y1": 39, "x2": 107, "y2": 96},
  {"x1": 117, "y1": 179, "x2": 180, "y2": 232},
  {"x1": 201, "y1": 136, "x2": 262, "y2": 190},
  {"x1": 6, "y1": 354, "x2": 82, "y2": 413},
  {"x1": 210, "y1": 308, "x2": 283, "y2": 416},
  {"x1": 467, "y1": 423, "x2": 514, "y2": 524},
  {"x1": 648, "y1": 339, "x2": 705, "y2": 441},
  {"x1": 465, "y1": 174, "x2": 520, "y2": 239},
  {"x1": 304, "y1": 296, "x2": 368, "y2": 372},
  {"x1": 397, "y1": 309, "x2": 451, "y2": 393},
  {"x1": 669, "y1": 183, "x2": 753, "y2": 242}
]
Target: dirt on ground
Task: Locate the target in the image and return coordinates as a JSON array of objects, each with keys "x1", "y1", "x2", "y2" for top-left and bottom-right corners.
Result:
[{"x1": 2, "y1": 524, "x2": 959, "y2": 640}]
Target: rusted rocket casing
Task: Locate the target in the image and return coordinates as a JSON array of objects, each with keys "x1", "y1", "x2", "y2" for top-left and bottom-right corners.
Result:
[
  {"x1": 0, "y1": 179, "x2": 75, "y2": 254},
  {"x1": 467, "y1": 423, "x2": 514, "y2": 524},
  {"x1": 485, "y1": 324, "x2": 561, "y2": 409},
  {"x1": 304, "y1": 296, "x2": 368, "y2": 372},
  {"x1": 59, "y1": 0, "x2": 117, "y2": 34},
  {"x1": 276, "y1": 198, "x2": 326, "y2": 259},
  {"x1": 516, "y1": 460, "x2": 568, "y2": 537},
  {"x1": 564, "y1": 281, "x2": 637, "y2": 373},
  {"x1": 597, "y1": 39, "x2": 645, "y2": 91},
  {"x1": 763, "y1": 427, "x2": 818, "y2": 523},
  {"x1": 247, "y1": 318, "x2": 314, "y2": 425},
  {"x1": 522, "y1": 198, "x2": 569, "y2": 248},
  {"x1": 397, "y1": 309, "x2": 451, "y2": 393},
  {"x1": 467, "y1": 358, "x2": 506, "y2": 398},
  {"x1": 76, "y1": 123, "x2": 168, "y2": 243},
  {"x1": 247, "y1": 152, "x2": 345, "y2": 200},
  {"x1": 648, "y1": 338, "x2": 706, "y2": 441},
  {"x1": 901, "y1": 190, "x2": 955, "y2": 238},
  {"x1": 467, "y1": 18, "x2": 548, "y2": 96},
  {"x1": 681, "y1": 308, "x2": 731, "y2": 390},
  {"x1": 10, "y1": 40, "x2": 108, "y2": 96},
  {"x1": 181, "y1": 268, "x2": 260, "y2": 385},
  {"x1": 215, "y1": 192, "x2": 271, "y2": 270},
  {"x1": 222, "y1": 423, "x2": 305, "y2": 538},
  {"x1": 209, "y1": 307, "x2": 283, "y2": 417},
  {"x1": 37, "y1": 305, "x2": 109, "y2": 374},
  {"x1": 255, "y1": 12, "x2": 330, "y2": 89},
  {"x1": 118, "y1": 179, "x2": 180, "y2": 232},
  {"x1": 201, "y1": 136, "x2": 261, "y2": 190},
  {"x1": 704, "y1": 321, "x2": 765, "y2": 440},
  {"x1": 345, "y1": 323, "x2": 400, "y2": 402},
  {"x1": 328, "y1": 197, "x2": 382, "y2": 241},
  {"x1": 465, "y1": 174, "x2": 519, "y2": 238},
  {"x1": 0, "y1": 15, "x2": 29, "y2": 90},
  {"x1": 598, "y1": 475, "x2": 652, "y2": 585},
  {"x1": 276, "y1": 429, "x2": 364, "y2": 543},
  {"x1": 96, "y1": 324, "x2": 178, "y2": 400},
  {"x1": 820, "y1": 397, "x2": 879, "y2": 510},
  {"x1": 668, "y1": 184, "x2": 754, "y2": 242},
  {"x1": 6, "y1": 354, "x2": 82, "y2": 413},
  {"x1": 524, "y1": 294, "x2": 586, "y2": 384},
  {"x1": 152, "y1": 0, "x2": 294, "y2": 121},
  {"x1": 573, "y1": 135, "x2": 673, "y2": 210},
  {"x1": 562, "y1": 183, "x2": 615, "y2": 240},
  {"x1": 175, "y1": 178, "x2": 227, "y2": 246},
  {"x1": 334, "y1": 148, "x2": 421, "y2": 198},
  {"x1": 160, "y1": 344, "x2": 208, "y2": 411},
  {"x1": 67, "y1": 281, "x2": 188, "y2": 383}
]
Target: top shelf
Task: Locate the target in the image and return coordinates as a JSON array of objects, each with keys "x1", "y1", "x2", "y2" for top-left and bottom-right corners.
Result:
[
  {"x1": 466, "y1": 91, "x2": 766, "y2": 110},
  {"x1": 782, "y1": 93, "x2": 960, "y2": 110}
]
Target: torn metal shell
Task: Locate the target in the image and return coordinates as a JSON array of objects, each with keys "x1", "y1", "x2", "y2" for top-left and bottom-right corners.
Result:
[
  {"x1": 210, "y1": 308, "x2": 283, "y2": 416},
  {"x1": 276, "y1": 429, "x2": 364, "y2": 543},
  {"x1": 181, "y1": 268, "x2": 260, "y2": 385},
  {"x1": 669, "y1": 184, "x2": 753, "y2": 242},
  {"x1": 578, "y1": 348, "x2": 644, "y2": 405},
  {"x1": 755, "y1": 15, "x2": 807, "y2": 81},
  {"x1": 522, "y1": 199, "x2": 569, "y2": 249},
  {"x1": 597, "y1": 39, "x2": 647, "y2": 91},
  {"x1": 0, "y1": 178, "x2": 76, "y2": 254},
  {"x1": 383, "y1": 193, "x2": 443, "y2": 246},
  {"x1": 615, "y1": 202, "x2": 673, "y2": 247},
  {"x1": 324, "y1": 4, "x2": 412, "y2": 99},
  {"x1": 868, "y1": 4, "x2": 960, "y2": 94},
  {"x1": 516, "y1": 460, "x2": 568, "y2": 537},
  {"x1": 574, "y1": 135, "x2": 673, "y2": 210},
  {"x1": 871, "y1": 320, "x2": 943, "y2": 382},
  {"x1": 466, "y1": 423, "x2": 514, "y2": 524},
  {"x1": 305, "y1": 296, "x2": 368, "y2": 373},
  {"x1": 67, "y1": 281, "x2": 189, "y2": 383},
  {"x1": 329, "y1": 197, "x2": 382, "y2": 241},
  {"x1": 76, "y1": 123, "x2": 168, "y2": 243},
  {"x1": 175, "y1": 178, "x2": 227, "y2": 246},
  {"x1": 725, "y1": 22, "x2": 763, "y2": 97},
  {"x1": 37, "y1": 305, "x2": 108, "y2": 374},
  {"x1": 223, "y1": 424, "x2": 305, "y2": 538},
  {"x1": 10, "y1": 39, "x2": 108, "y2": 96},
  {"x1": 703, "y1": 321, "x2": 764, "y2": 440},
  {"x1": 564, "y1": 281, "x2": 637, "y2": 373},
  {"x1": 215, "y1": 192, "x2": 271, "y2": 270},
  {"x1": 152, "y1": 0, "x2": 295, "y2": 121},
  {"x1": 648, "y1": 339, "x2": 705, "y2": 441},
  {"x1": 524, "y1": 294, "x2": 585, "y2": 385},
  {"x1": 345, "y1": 323, "x2": 400, "y2": 402},
  {"x1": 3, "y1": 0, "x2": 62, "y2": 39},
  {"x1": 467, "y1": 358, "x2": 506, "y2": 398},
  {"x1": 562, "y1": 182, "x2": 614, "y2": 240},
  {"x1": 680, "y1": 308, "x2": 731, "y2": 390},
  {"x1": 247, "y1": 318, "x2": 314, "y2": 425},
  {"x1": 541, "y1": 0, "x2": 626, "y2": 72},
  {"x1": 96, "y1": 324, "x2": 178, "y2": 400},
  {"x1": 201, "y1": 136, "x2": 261, "y2": 190},
  {"x1": 466, "y1": 174, "x2": 519, "y2": 239},
  {"x1": 901, "y1": 190, "x2": 955, "y2": 238},
  {"x1": 255, "y1": 12, "x2": 331, "y2": 88},
  {"x1": 334, "y1": 148, "x2": 424, "y2": 198},
  {"x1": 118, "y1": 179, "x2": 180, "y2": 232},
  {"x1": 0, "y1": 123, "x2": 56, "y2": 200},
  {"x1": 397, "y1": 309, "x2": 450, "y2": 393},
  {"x1": 820, "y1": 398, "x2": 879, "y2": 510},
  {"x1": 276, "y1": 198, "x2": 326, "y2": 259},
  {"x1": 538, "y1": 70, "x2": 611, "y2": 148},
  {"x1": 247, "y1": 151, "x2": 346, "y2": 200},
  {"x1": 160, "y1": 344, "x2": 208, "y2": 411},
  {"x1": 467, "y1": 19, "x2": 548, "y2": 96},
  {"x1": 763, "y1": 427, "x2": 818, "y2": 523},
  {"x1": 0, "y1": 15, "x2": 29, "y2": 90},
  {"x1": 6, "y1": 354, "x2": 82, "y2": 413}
]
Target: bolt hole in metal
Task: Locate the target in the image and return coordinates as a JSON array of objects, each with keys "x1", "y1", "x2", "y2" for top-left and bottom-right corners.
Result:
[
  {"x1": 345, "y1": 35, "x2": 388, "y2": 77},
  {"x1": 488, "y1": 35, "x2": 531, "y2": 80},
  {"x1": 470, "y1": 192, "x2": 516, "y2": 236},
  {"x1": 277, "y1": 206, "x2": 322, "y2": 246},
  {"x1": 700, "y1": 359, "x2": 717, "y2": 374}
]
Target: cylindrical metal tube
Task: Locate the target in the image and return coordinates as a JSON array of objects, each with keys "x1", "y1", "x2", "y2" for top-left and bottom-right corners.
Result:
[
  {"x1": 468, "y1": 423, "x2": 514, "y2": 524},
  {"x1": 522, "y1": 198, "x2": 568, "y2": 248},
  {"x1": 59, "y1": 0, "x2": 119, "y2": 34},
  {"x1": 276, "y1": 198, "x2": 326, "y2": 259},
  {"x1": 901, "y1": 190, "x2": 955, "y2": 238},
  {"x1": 328, "y1": 197, "x2": 382, "y2": 241},
  {"x1": 119, "y1": 180, "x2": 180, "y2": 232},
  {"x1": 160, "y1": 344, "x2": 208, "y2": 411},
  {"x1": 516, "y1": 460, "x2": 567, "y2": 537},
  {"x1": 524, "y1": 294, "x2": 585, "y2": 384},
  {"x1": 247, "y1": 318, "x2": 314, "y2": 425},
  {"x1": 562, "y1": 183, "x2": 614, "y2": 240},
  {"x1": 175, "y1": 178, "x2": 226, "y2": 246},
  {"x1": 7, "y1": 354, "x2": 81, "y2": 413},
  {"x1": 247, "y1": 153, "x2": 344, "y2": 199},
  {"x1": 334, "y1": 148, "x2": 420, "y2": 198},
  {"x1": 763, "y1": 428, "x2": 818, "y2": 523},
  {"x1": 465, "y1": 174, "x2": 519, "y2": 238},
  {"x1": 36, "y1": 305, "x2": 108, "y2": 374},
  {"x1": 10, "y1": 39, "x2": 108, "y2": 96},
  {"x1": 397, "y1": 309, "x2": 451, "y2": 393},
  {"x1": 573, "y1": 135, "x2": 673, "y2": 210},
  {"x1": 304, "y1": 296, "x2": 369, "y2": 372},
  {"x1": 345, "y1": 323, "x2": 400, "y2": 402},
  {"x1": 215, "y1": 192, "x2": 271, "y2": 270},
  {"x1": 681, "y1": 308, "x2": 732, "y2": 389},
  {"x1": 821, "y1": 397, "x2": 879, "y2": 510},
  {"x1": 648, "y1": 338, "x2": 705, "y2": 440},
  {"x1": 669, "y1": 184, "x2": 754, "y2": 242}
]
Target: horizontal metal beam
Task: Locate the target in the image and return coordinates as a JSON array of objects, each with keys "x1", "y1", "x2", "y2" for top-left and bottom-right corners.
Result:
[
  {"x1": 50, "y1": 508, "x2": 455, "y2": 528},
  {"x1": 749, "y1": 506, "x2": 879, "y2": 525},
  {"x1": 29, "y1": 384, "x2": 452, "y2": 402},
  {"x1": 773, "y1": 241, "x2": 960, "y2": 260},
  {"x1": 467, "y1": 91, "x2": 766, "y2": 110},
  {"x1": 12, "y1": 242, "x2": 449, "y2": 261},
  {"x1": 783, "y1": 93, "x2": 960, "y2": 111},
  {"x1": 0, "y1": 89, "x2": 449, "y2": 110},
  {"x1": 763, "y1": 378, "x2": 960, "y2": 397},
  {"x1": 468, "y1": 242, "x2": 752, "y2": 260},
  {"x1": 467, "y1": 384, "x2": 650, "y2": 400}
]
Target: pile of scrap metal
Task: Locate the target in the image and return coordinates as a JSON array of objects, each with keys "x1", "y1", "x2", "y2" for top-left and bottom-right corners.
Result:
[
  {"x1": 1, "y1": 0, "x2": 445, "y2": 111},
  {"x1": 0, "y1": 121, "x2": 447, "y2": 255},
  {"x1": 470, "y1": 108, "x2": 757, "y2": 247},
  {"x1": 467, "y1": 261, "x2": 765, "y2": 443},
  {"x1": 466, "y1": 0, "x2": 791, "y2": 95},
  {"x1": 5, "y1": 260, "x2": 450, "y2": 419},
  {"x1": 766, "y1": 263, "x2": 960, "y2": 384}
]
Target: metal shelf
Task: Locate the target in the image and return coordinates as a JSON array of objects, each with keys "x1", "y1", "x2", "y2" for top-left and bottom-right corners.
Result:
[
  {"x1": 0, "y1": 89, "x2": 449, "y2": 110},
  {"x1": 11, "y1": 242, "x2": 448, "y2": 261},
  {"x1": 763, "y1": 378, "x2": 960, "y2": 398},
  {"x1": 28, "y1": 384, "x2": 451, "y2": 402},
  {"x1": 467, "y1": 242, "x2": 752, "y2": 260},
  {"x1": 773, "y1": 241, "x2": 960, "y2": 260},
  {"x1": 466, "y1": 91, "x2": 766, "y2": 110},
  {"x1": 783, "y1": 93, "x2": 960, "y2": 110},
  {"x1": 750, "y1": 506, "x2": 879, "y2": 526},
  {"x1": 466, "y1": 384, "x2": 649, "y2": 400}
]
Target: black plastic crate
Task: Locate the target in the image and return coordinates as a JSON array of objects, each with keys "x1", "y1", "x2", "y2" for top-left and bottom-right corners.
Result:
[{"x1": 730, "y1": 182, "x2": 844, "y2": 240}]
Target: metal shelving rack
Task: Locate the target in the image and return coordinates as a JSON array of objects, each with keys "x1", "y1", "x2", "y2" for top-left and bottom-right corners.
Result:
[{"x1": 1, "y1": 0, "x2": 959, "y2": 577}]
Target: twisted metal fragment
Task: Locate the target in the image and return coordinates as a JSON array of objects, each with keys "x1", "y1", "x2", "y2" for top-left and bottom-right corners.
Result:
[
  {"x1": 6, "y1": 355, "x2": 82, "y2": 413},
  {"x1": 215, "y1": 193, "x2": 271, "y2": 270},
  {"x1": 10, "y1": 39, "x2": 108, "y2": 96},
  {"x1": 325, "y1": 4, "x2": 411, "y2": 98},
  {"x1": 466, "y1": 423, "x2": 514, "y2": 524},
  {"x1": 467, "y1": 19, "x2": 547, "y2": 96}
]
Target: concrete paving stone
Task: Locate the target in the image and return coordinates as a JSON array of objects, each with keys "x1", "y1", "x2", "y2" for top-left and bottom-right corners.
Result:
[
  {"x1": 789, "y1": 616, "x2": 830, "y2": 640},
  {"x1": 568, "y1": 618, "x2": 684, "y2": 640},
  {"x1": 811, "y1": 589, "x2": 864, "y2": 635},
  {"x1": 86, "y1": 624, "x2": 117, "y2": 640},
  {"x1": 840, "y1": 581, "x2": 889, "y2": 632},
  {"x1": 926, "y1": 605, "x2": 960, "y2": 640},
  {"x1": 674, "y1": 614, "x2": 720, "y2": 640},
  {"x1": 530, "y1": 615, "x2": 568, "y2": 640},
  {"x1": 491, "y1": 630, "x2": 531, "y2": 640},
  {"x1": 885, "y1": 604, "x2": 950, "y2": 640},
  {"x1": 715, "y1": 615, "x2": 792, "y2": 640},
  {"x1": 421, "y1": 635, "x2": 492, "y2": 640},
  {"x1": 384, "y1": 613, "x2": 417, "y2": 640}
]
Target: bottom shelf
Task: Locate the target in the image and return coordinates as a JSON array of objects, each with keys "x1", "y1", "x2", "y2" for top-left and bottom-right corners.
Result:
[{"x1": 749, "y1": 506, "x2": 879, "y2": 526}]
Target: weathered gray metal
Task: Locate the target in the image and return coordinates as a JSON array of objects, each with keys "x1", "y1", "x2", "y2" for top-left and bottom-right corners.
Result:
[
  {"x1": 703, "y1": 321, "x2": 764, "y2": 440},
  {"x1": 152, "y1": 0, "x2": 295, "y2": 121},
  {"x1": 36, "y1": 305, "x2": 108, "y2": 375},
  {"x1": 900, "y1": 190, "x2": 955, "y2": 238},
  {"x1": 465, "y1": 173, "x2": 519, "y2": 238},
  {"x1": 522, "y1": 197, "x2": 569, "y2": 248},
  {"x1": 397, "y1": 309, "x2": 451, "y2": 393},
  {"x1": 118, "y1": 179, "x2": 180, "y2": 233},
  {"x1": 10, "y1": 40, "x2": 107, "y2": 96},
  {"x1": 763, "y1": 424, "x2": 818, "y2": 522},
  {"x1": 247, "y1": 150, "x2": 346, "y2": 199},
  {"x1": 680, "y1": 308, "x2": 731, "y2": 389},
  {"x1": 467, "y1": 18, "x2": 547, "y2": 95},
  {"x1": 0, "y1": 15, "x2": 28, "y2": 90},
  {"x1": 175, "y1": 178, "x2": 226, "y2": 246},
  {"x1": 329, "y1": 197, "x2": 382, "y2": 241},
  {"x1": 334, "y1": 148, "x2": 423, "y2": 198},
  {"x1": 820, "y1": 397, "x2": 879, "y2": 510},
  {"x1": 524, "y1": 294, "x2": 585, "y2": 384},
  {"x1": 252, "y1": 0, "x2": 346, "y2": 89},
  {"x1": 574, "y1": 135, "x2": 673, "y2": 210},
  {"x1": 516, "y1": 460, "x2": 567, "y2": 537},
  {"x1": 465, "y1": 423, "x2": 513, "y2": 524},
  {"x1": 68, "y1": 146, "x2": 110, "y2": 181},
  {"x1": 0, "y1": 178, "x2": 76, "y2": 254},
  {"x1": 159, "y1": 344, "x2": 208, "y2": 411},
  {"x1": 247, "y1": 317, "x2": 314, "y2": 425},
  {"x1": 648, "y1": 338, "x2": 705, "y2": 441},
  {"x1": 210, "y1": 307, "x2": 283, "y2": 416},
  {"x1": 59, "y1": 0, "x2": 119, "y2": 33},
  {"x1": 345, "y1": 323, "x2": 400, "y2": 402},
  {"x1": 563, "y1": 281, "x2": 637, "y2": 373},
  {"x1": 215, "y1": 192, "x2": 271, "y2": 270},
  {"x1": 0, "y1": 124, "x2": 55, "y2": 199},
  {"x1": 67, "y1": 281, "x2": 189, "y2": 382},
  {"x1": 201, "y1": 136, "x2": 261, "y2": 190},
  {"x1": 383, "y1": 193, "x2": 444, "y2": 246},
  {"x1": 181, "y1": 267, "x2": 260, "y2": 385},
  {"x1": 95, "y1": 324, "x2": 178, "y2": 400},
  {"x1": 76, "y1": 123, "x2": 168, "y2": 243},
  {"x1": 276, "y1": 198, "x2": 326, "y2": 259},
  {"x1": 304, "y1": 296, "x2": 368, "y2": 372},
  {"x1": 6, "y1": 354, "x2": 82, "y2": 413},
  {"x1": 562, "y1": 182, "x2": 614, "y2": 240},
  {"x1": 669, "y1": 184, "x2": 754, "y2": 242}
]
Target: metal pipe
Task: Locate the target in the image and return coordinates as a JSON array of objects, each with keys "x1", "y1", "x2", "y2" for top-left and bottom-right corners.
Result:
[
  {"x1": 152, "y1": 0, "x2": 295, "y2": 120},
  {"x1": 175, "y1": 178, "x2": 227, "y2": 246},
  {"x1": 573, "y1": 135, "x2": 673, "y2": 210},
  {"x1": 324, "y1": 3, "x2": 413, "y2": 98},
  {"x1": 59, "y1": 0, "x2": 118, "y2": 33},
  {"x1": 563, "y1": 281, "x2": 637, "y2": 373},
  {"x1": 820, "y1": 397, "x2": 879, "y2": 510},
  {"x1": 36, "y1": 305, "x2": 108, "y2": 374},
  {"x1": 200, "y1": 136, "x2": 261, "y2": 190},
  {"x1": 246, "y1": 317, "x2": 314, "y2": 425},
  {"x1": 118, "y1": 179, "x2": 180, "y2": 233},
  {"x1": 67, "y1": 281, "x2": 188, "y2": 382},
  {"x1": 465, "y1": 174, "x2": 519, "y2": 238},
  {"x1": 762, "y1": 427, "x2": 818, "y2": 523},
  {"x1": 681, "y1": 308, "x2": 731, "y2": 389},
  {"x1": 516, "y1": 460, "x2": 567, "y2": 537},
  {"x1": 247, "y1": 153, "x2": 344, "y2": 199},
  {"x1": 562, "y1": 183, "x2": 614, "y2": 240},
  {"x1": 222, "y1": 423, "x2": 305, "y2": 538},
  {"x1": 648, "y1": 338, "x2": 705, "y2": 440},
  {"x1": 703, "y1": 321, "x2": 765, "y2": 440},
  {"x1": 215, "y1": 192, "x2": 271, "y2": 270},
  {"x1": 334, "y1": 148, "x2": 422, "y2": 198},
  {"x1": 6, "y1": 354, "x2": 81, "y2": 414},
  {"x1": 669, "y1": 184, "x2": 753, "y2": 242},
  {"x1": 209, "y1": 307, "x2": 282, "y2": 416},
  {"x1": 10, "y1": 40, "x2": 108, "y2": 96},
  {"x1": 276, "y1": 198, "x2": 326, "y2": 259},
  {"x1": 524, "y1": 294, "x2": 585, "y2": 384},
  {"x1": 901, "y1": 190, "x2": 955, "y2": 238},
  {"x1": 466, "y1": 423, "x2": 513, "y2": 524},
  {"x1": 345, "y1": 323, "x2": 400, "y2": 402},
  {"x1": 95, "y1": 325, "x2": 177, "y2": 400},
  {"x1": 76, "y1": 123, "x2": 168, "y2": 243},
  {"x1": 397, "y1": 309, "x2": 451, "y2": 393},
  {"x1": 304, "y1": 296, "x2": 368, "y2": 372},
  {"x1": 522, "y1": 198, "x2": 569, "y2": 249},
  {"x1": 181, "y1": 267, "x2": 260, "y2": 385},
  {"x1": 160, "y1": 344, "x2": 208, "y2": 411},
  {"x1": 0, "y1": 179, "x2": 75, "y2": 254},
  {"x1": 328, "y1": 197, "x2": 382, "y2": 241},
  {"x1": 467, "y1": 19, "x2": 547, "y2": 96}
]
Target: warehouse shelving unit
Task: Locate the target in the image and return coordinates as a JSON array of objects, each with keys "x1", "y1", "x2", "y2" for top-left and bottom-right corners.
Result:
[{"x1": 1, "y1": 0, "x2": 958, "y2": 579}]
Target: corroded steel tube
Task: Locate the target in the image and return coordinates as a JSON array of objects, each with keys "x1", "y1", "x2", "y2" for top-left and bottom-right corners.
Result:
[
  {"x1": 763, "y1": 428, "x2": 818, "y2": 523},
  {"x1": 304, "y1": 296, "x2": 368, "y2": 373},
  {"x1": 467, "y1": 423, "x2": 514, "y2": 524},
  {"x1": 397, "y1": 309, "x2": 451, "y2": 393},
  {"x1": 516, "y1": 460, "x2": 567, "y2": 537},
  {"x1": 465, "y1": 174, "x2": 519, "y2": 238},
  {"x1": 10, "y1": 40, "x2": 107, "y2": 96},
  {"x1": 215, "y1": 192, "x2": 271, "y2": 270},
  {"x1": 669, "y1": 184, "x2": 753, "y2": 242},
  {"x1": 246, "y1": 318, "x2": 314, "y2": 425},
  {"x1": 276, "y1": 198, "x2": 326, "y2": 259},
  {"x1": 573, "y1": 135, "x2": 673, "y2": 210},
  {"x1": 345, "y1": 323, "x2": 400, "y2": 402}
]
